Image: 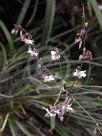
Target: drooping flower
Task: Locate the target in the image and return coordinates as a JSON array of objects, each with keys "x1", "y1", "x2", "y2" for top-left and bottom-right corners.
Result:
[
  {"x1": 42, "y1": 107, "x2": 56, "y2": 117},
  {"x1": 43, "y1": 95, "x2": 74, "y2": 121},
  {"x1": 73, "y1": 66, "x2": 86, "y2": 79},
  {"x1": 75, "y1": 28, "x2": 86, "y2": 49},
  {"x1": 51, "y1": 48, "x2": 60, "y2": 60},
  {"x1": 79, "y1": 50, "x2": 92, "y2": 60},
  {"x1": 23, "y1": 38, "x2": 34, "y2": 45},
  {"x1": 28, "y1": 47, "x2": 38, "y2": 58},
  {"x1": 20, "y1": 30, "x2": 34, "y2": 45},
  {"x1": 75, "y1": 21, "x2": 88, "y2": 49},
  {"x1": 11, "y1": 24, "x2": 34, "y2": 46}
]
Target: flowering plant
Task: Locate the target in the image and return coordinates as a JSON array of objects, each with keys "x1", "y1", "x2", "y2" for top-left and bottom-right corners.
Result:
[
  {"x1": 9, "y1": 4, "x2": 102, "y2": 134},
  {"x1": 0, "y1": 1, "x2": 102, "y2": 136}
]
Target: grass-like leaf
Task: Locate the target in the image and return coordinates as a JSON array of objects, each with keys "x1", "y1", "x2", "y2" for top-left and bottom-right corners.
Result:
[
  {"x1": 16, "y1": 0, "x2": 31, "y2": 25},
  {"x1": 41, "y1": 0, "x2": 56, "y2": 46},
  {"x1": 15, "y1": 120, "x2": 33, "y2": 136},
  {"x1": 89, "y1": 0, "x2": 102, "y2": 29},
  {"x1": 9, "y1": 120, "x2": 17, "y2": 136},
  {"x1": 0, "y1": 20, "x2": 14, "y2": 55},
  {"x1": 0, "y1": 42, "x2": 7, "y2": 67}
]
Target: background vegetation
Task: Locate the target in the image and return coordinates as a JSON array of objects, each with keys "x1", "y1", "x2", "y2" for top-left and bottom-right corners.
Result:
[{"x1": 0, "y1": 0, "x2": 102, "y2": 135}]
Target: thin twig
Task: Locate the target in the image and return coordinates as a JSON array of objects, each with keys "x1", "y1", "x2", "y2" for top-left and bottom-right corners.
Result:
[{"x1": 0, "y1": 113, "x2": 10, "y2": 133}]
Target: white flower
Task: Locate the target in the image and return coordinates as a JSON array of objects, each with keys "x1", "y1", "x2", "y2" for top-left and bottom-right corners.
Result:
[
  {"x1": 61, "y1": 101, "x2": 74, "y2": 115},
  {"x1": 51, "y1": 51, "x2": 60, "y2": 60},
  {"x1": 42, "y1": 107, "x2": 56, "y2": 117},
  {"x1": 99, "y1": 5, "x2": 102, "y2": 11},
  {"x1": 85, "y1": 22, "x2": 88, "y2": 28},
  {"x1": 73, "y1": 69, "x2": 86, "y2": 79},
  {"x1": 43, "y1": 96, "x2": 74, "y2": 121},
  {"x1": 79, "y1": 50, "x2": 92, "y2": 60},
  {"x1": 66, "y1": 104, "x2": 74, "y2": 112},
  {"x1": 59, "y1": 116, "x2": 64, "y2": 121},
  {"x1": 43, "y1": 75, "x2": 54, "y2": 82},
  {"x1": 28, "y1": 48, "x2": 38, "y2": 57},
  {"x1": 20, "y1": 31, "x2": 34, "y2": 45},
  {"x1": 11, "y1": 29, "x2": 18, "y2": 34},
  {"x1": 24, "y1": 39, "x2": 34, "y2": 45}
]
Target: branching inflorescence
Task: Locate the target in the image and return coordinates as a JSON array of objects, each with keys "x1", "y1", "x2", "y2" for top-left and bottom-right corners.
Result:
[
  {"x1": 11, "y1": 24, "x2": 74, "y2": 122},
  {"x1": 73, "y1": 4, "x2": 92, "y2": 79}
]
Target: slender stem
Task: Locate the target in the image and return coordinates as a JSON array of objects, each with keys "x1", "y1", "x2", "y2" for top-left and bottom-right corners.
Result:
[
  {"x1": 59, "y1": 59, "x2": 63, "y2": 79},
  {"x1": 75, "y1": 99, "x2": 102, "y2": 135},
  {"x1": 82, "y1": 4, "x2": 85, "y2": 24},
  {"x1": 54, "y1": 85, "x2": 64, "y2": 105}
]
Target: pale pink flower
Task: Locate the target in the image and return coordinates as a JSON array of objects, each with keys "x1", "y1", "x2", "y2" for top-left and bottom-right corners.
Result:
[
  {"x1": 51, "y1": 49, "x2": 60, "y2": 60},
  {"x1": 79, "y1": 50, "x2": 92, "y2": 60},
  {"x1": 85, "y1": 22, "x2": 88, "y2": 28},
  {"x1": 11, "y1": 29, "x2": 18, "y2": 34},
  {"x1": 23, "y1": 39, "x2": 34, "y2": 45},
  {"x1": 99, "y1": 5, "x2": 102, "y2": 11},
  {"x1": 20, "y1": 31, "x2": 34, "y2": 45},
  {"x1": 43, "y1": 96, "x2": 74, "y2": 121},
  {"x1": 43, "y1": 75, "x2": 54, "y2": 82},
  {"x1": 28, "y1": 48, "x2": 38, "y2": 57},
  {"x1": 61, "y1": 104, "x2": 73, "y2": 114},
  {"x1": 73, "y1": 68, "x2": 86, "y2": 79},
  {"x1": 75, "y1": 28, "x2": 86, "y2": 49},
  {"x1": 42, "y1": 107, "x2": 56, "y2": 117}
]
